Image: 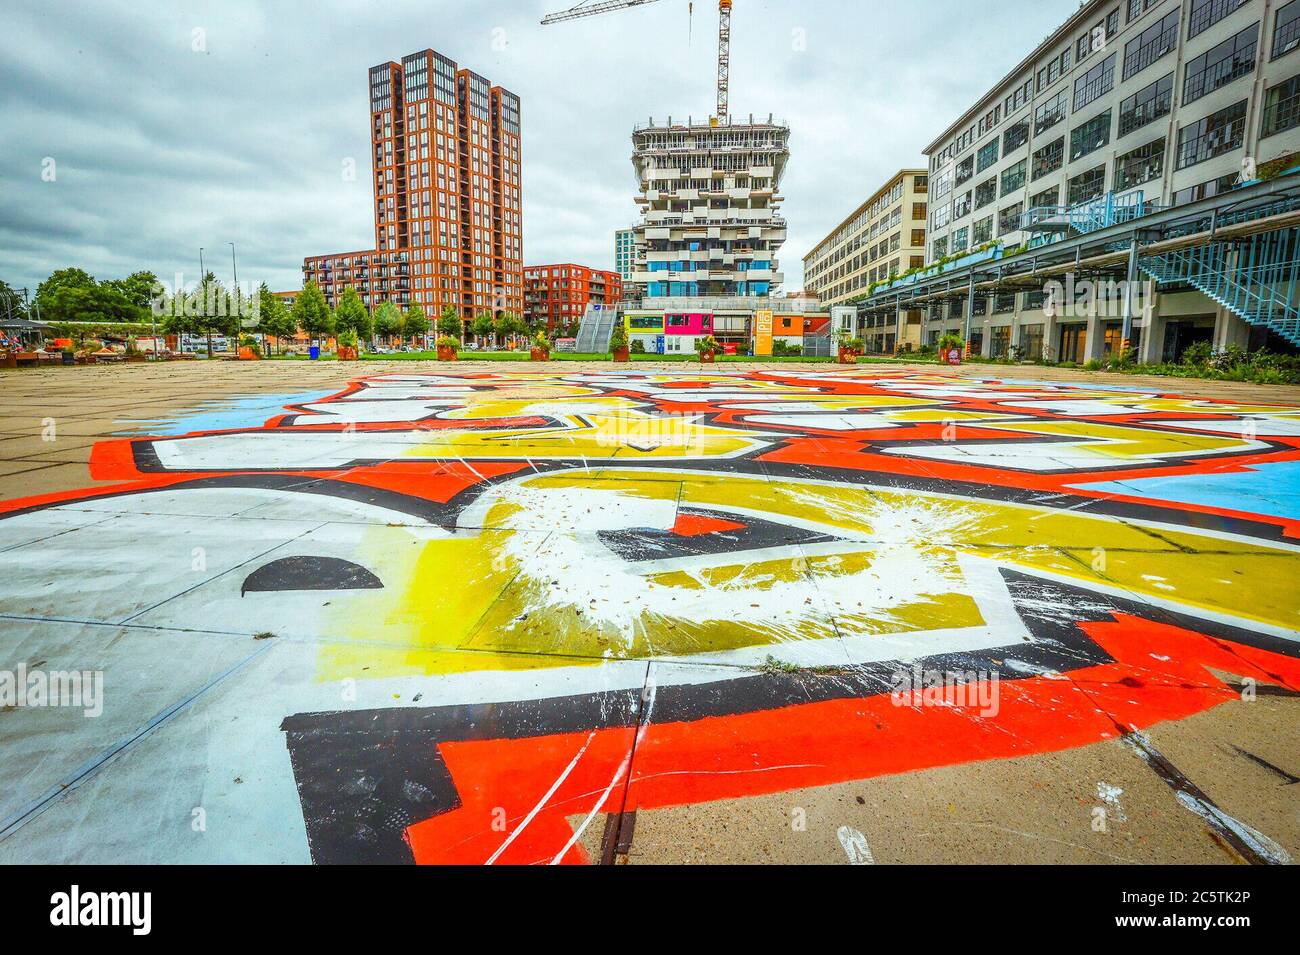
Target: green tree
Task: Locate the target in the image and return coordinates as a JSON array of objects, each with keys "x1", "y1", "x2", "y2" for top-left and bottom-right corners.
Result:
[
  {"x1": 436, "y1": 305, "x2": 461, "y2": 340},
  {"x1": 404, "y1": 302, "x2": 431, "y2": 346},
  {"x1": 470, "y1": 311, "x2": 495, "y2": 347},
  {"x1": 255, "y1": 284, "x2": 296, "y2": 354},
  {"x1": 294, "y1": 281, "x2": 333, "y2": 347},
  {"x1": 334, "y1": 287, "x2": 371, "y2": 343},
  {"x1": 103, "y1": 271, "x2": 160, "y2": 310},
  {"x1": 0, "y1": 280, "x2": 27, "y2": 321},
  {"x1": 373, "y1": 301, "x2": 402, "y2": 344},
  {"x1": 35, "y1": 267, "x2": 96, "y2": 318}
]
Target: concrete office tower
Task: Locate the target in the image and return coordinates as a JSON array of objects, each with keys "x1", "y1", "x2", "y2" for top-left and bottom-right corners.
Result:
[
  {"x1": 366, "y1": 50, "x2": 523, "y2": 322},
  {"x1": 629, "y1": 117, "x2": 789, "y2": 302}
]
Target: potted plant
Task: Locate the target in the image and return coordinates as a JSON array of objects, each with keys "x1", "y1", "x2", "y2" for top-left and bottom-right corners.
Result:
[
  {"x1": 838, "y1": 335, "x2": 864, "y2": 364},
  {"x1": 238, "y1": 335, "x2": 263, "y2": 361},
  {"x1": 335, "y1": 332, "x2": 358, "y2": 361},
  {"x1": 609, "y1": 323, "x2": 630, "y2": 362},
  {"x1": 435, "y1": 335, "x2": 460, "y2": 361},
  {"x1": 60, "y1": 345, "x2": 76, "y2": 366},
  {"x1": 937, "y1": 333, "x2": 964, "y2": 365},
  {"x1": 530, "y1": 330, "x2": 551, "y2": 362},
  {"x1": 695, "y1": 334, "x2": 721, "y2": 364}
]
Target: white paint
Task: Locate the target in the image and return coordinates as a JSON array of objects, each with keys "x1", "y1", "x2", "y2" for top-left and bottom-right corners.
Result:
[
  {"x1": 1173, "y1": 791, "x2": 1292, "y2": 865},
  {"x1": 837, "y1": 825, "x2": 875, "y2": 864},
  {"x1": 1096, "y1": 782, "x2": 1127, "y2": 822}
]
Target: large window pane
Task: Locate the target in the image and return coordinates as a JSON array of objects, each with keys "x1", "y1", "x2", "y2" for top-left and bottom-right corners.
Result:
[
  {"x1": 1070, "y1": 110, "x2": 1112, "y2": 161},
  {"x1": 1118, "y1": 73, "x2": 1173, "y2": 136},
  {"x1": 1183, "y1": 22, "x2": 1259, "y2": 105},
  {"x1": 1123, "y1": 10, "x2": 1180, "y2": 80},
  {"x1": 1175, "y1": 99, "x2": 1247, "y2": 169}
]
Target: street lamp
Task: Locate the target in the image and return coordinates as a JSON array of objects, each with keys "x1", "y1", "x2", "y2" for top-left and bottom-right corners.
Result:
[{"x1": 229, "y1": 242, "x2": 240, "y2": 352}]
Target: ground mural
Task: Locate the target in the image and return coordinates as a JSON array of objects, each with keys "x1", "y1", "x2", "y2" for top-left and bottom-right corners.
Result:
[{"x1": 1, "y1": 369, "x2": 1298, "y2": 863}]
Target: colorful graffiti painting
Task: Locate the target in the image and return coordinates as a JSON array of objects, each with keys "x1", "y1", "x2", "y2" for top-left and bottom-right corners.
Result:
[{"x1": 1, "y1": 369, "x2": 1298, "y2": 863}]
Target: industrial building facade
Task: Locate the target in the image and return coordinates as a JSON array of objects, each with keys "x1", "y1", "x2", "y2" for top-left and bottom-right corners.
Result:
[
  {"x1": 924, "y1": 0, "x2": 1298, "y2": 261},
  {"x1": 802, "y1": 169, "x2": 929, "y2": 306},
  {"x1": 853, "y1": 0, "x2": 1300, "y2": 366},
  {"x1": 303, "y1": 49, "x2": 523, "y2": 325},
  {"x1": 523, "y1": 263, "x2": 622, "y2": 331}
]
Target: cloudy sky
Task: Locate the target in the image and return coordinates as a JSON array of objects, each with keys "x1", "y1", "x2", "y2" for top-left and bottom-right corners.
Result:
[{"x1": 2, "y1": 0, "x2": 1079, "y2": 297}]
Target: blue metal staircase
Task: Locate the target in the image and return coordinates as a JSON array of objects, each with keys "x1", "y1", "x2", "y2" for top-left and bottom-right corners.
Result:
[{"x1": 1138, "y1": 229, "x2": 1300, "y2": 346}]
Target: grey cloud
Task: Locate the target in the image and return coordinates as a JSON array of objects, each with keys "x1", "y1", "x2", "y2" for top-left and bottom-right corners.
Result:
[{"x1": 1, "y1": 0, "x2": 1078, "y2": 294}]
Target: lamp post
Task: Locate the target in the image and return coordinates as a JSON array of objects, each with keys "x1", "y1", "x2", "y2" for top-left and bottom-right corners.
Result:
[{"x1": 229, "y1": 242, "x2": 240, "y2": 352}]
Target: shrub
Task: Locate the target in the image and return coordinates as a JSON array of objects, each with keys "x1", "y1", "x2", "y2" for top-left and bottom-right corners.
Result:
[
  {"x1": 1180, "y1": 340, "x2": 1212, "y2": 367},
  {"x1": 629, "y1": 339, "x2": 646, "y2": 354},
  {"x1": 435, "y1": 335, "x2": 460, "y2": 351}
]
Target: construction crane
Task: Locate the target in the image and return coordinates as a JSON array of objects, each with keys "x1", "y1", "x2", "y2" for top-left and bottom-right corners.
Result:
[{"x1": 542, "y1": 0, "x2": 734, "y2": 122}]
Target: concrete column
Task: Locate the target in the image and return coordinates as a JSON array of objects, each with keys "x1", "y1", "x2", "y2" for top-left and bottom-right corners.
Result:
[
  {"x1": 1084, "y1": 313, "x2": 1106, "y2": 361},
  {"x1": 1215, "y1": 306, "x2": 1250, "y2": 350},
  {"x1": 1138, "y1": 313, "x2": 1164, "y2": 363}
]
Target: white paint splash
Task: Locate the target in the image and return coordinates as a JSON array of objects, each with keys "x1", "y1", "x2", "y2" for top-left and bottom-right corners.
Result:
[
  {"x1": 489, "y1": 481, "x2": 966, "y2": 647},
  {"x1": 1173, "y1": 791, "x2": 1293, "y2": 865},
  {"x1": 837, "y1": 825, "x2": 876, "y2": 864},
  {"x1": 1096, "y1": 782, "x2": 1127, "y2": 822}
]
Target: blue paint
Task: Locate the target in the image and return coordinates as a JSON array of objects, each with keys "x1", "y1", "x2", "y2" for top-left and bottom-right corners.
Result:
[
  {"x1": 114, "y1": 390, "x2": 339, "y2": 436},
  {"x1": 1071, "y1": 460, "x2": 1300, "y2": 521}
]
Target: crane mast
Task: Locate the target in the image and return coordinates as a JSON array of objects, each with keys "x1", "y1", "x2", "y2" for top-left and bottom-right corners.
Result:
[{"x1": 542, "y1": 0, "x2": 734, "y2": 122}]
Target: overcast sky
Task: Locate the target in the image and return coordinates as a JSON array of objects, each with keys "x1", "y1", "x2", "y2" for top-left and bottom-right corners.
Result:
[{"x1": 1, "y1": 0, "x2": 1079, "y2": 297}]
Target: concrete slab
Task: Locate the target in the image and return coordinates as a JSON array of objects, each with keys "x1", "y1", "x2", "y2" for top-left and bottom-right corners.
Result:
[{"x1": 0, "y1": 361, "x2": 1297, "y2": 865}]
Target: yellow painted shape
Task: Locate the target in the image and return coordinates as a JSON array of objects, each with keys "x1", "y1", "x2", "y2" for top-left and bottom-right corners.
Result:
[{"x1": 979, "y1": 419, "x2": 1249, "y2": 459}]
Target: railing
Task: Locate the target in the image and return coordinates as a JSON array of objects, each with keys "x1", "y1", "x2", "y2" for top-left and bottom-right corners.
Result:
[{"x1": 1021, "y1": 189, "x2": 1156, "y2": 237}]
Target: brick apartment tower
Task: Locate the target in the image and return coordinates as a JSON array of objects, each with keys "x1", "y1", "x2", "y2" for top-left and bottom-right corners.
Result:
[{"x1": 368, "y1": 50, "x2": 523, "y2": 325}]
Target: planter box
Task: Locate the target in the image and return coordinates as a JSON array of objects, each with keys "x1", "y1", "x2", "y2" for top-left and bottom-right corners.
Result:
[
  {"x1": 0, "y1": 352, "x2": 16, "y2": 369},
  {"x1": 698, "y1": 350, "x2": 716, "y2": 364},
  {"x1": 612, "y1": 346, "x2": 630, "y2": 363},
  {"x1": 337, "y1": 346, "x2": 357, "y2": 361},
  {"x1": 61, "y1": 352, "x2": 76, "y2": 366},
  {"x1": 530, "y1": 348, "x2": 550, "y2": 362},
  {"x1": 437, "y1": 347, "x2": 457, "y2": 361},
  {"x1": 939, "y1": 347, "x2": 963, "y2": 365},
  {"x1": 126, "y1": 354, "x2": 146, "y2": 363},
  {"x1": 838, "y1": 348, "x2": 860, "y2": 364}
]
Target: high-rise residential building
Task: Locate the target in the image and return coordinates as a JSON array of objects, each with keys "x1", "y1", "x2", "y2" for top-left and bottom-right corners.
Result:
[
  {"x1": 614, "y1": 228, "x2": 636, "y2": 283},
  {"x1": 923, "y1": 0, "x2": 1298, "y2": 264},
  {"x1": 803, "y1": 169, "x2": 929, "y2": 307},
  {"x1": 523, "y1": 264, "x2": 623, "y2": 331},
  {"x1": 628, "y1": 117, "x2": 789, "y2": 300},
  {"x1": 304, "y1": 49, "x2": 523, "y2": 326}
]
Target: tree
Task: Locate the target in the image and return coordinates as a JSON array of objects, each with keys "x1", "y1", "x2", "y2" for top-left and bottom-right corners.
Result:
[
  {"x1": 103, "y1": 271, "x2": 160, "y2": 310},
  {"x1": 188, "y1": 270, "x2": 238, "y2": 357},
  {"x1": 0, "y1": 280, "x2": 27, "y2": 321},
  {"x1": 436, "y1": 305, "x2": 461, "y2": 341},
  {"x1": 404, "y1": 303, "x2": 430, "y2": 347},
  {"x1": 373, "y1": 301, "x2": 402, "y2": 345},
  {"x1": 470, "y1": 311, "x2": 495, "y2": 347},
  {"x1": 493, "y1": 311, "x2": 526, "y2": 347},
  {"x1": 256, "y1": 284, "x2": 297, "y2": 354},
  {"x1": 35, "y1": 267, "x2": 96, "y2": 318},
  {"x1": 334, "y1": 287, "x2": 371, "y2": 343},
  {"x1": 294, "y1": 281, "x2": 333, "y2": 346}
]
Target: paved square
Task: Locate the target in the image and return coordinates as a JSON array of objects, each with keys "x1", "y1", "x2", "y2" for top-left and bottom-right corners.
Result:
[{"x1": 1, "y1": 362, "x2": 1297, "y2": 864}]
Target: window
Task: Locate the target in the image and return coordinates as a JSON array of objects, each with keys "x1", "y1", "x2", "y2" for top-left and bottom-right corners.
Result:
[
  {"x1": 973, "y1": 216, "x2": 994, "y2": 244},
  {"x1": 932, "y1": 167, "x2": 953, "y2": 199},
  {"x1": 932, "y1": 236, "x2": 949, "y2": 260},
  {"x1": 976, "y1": 139, "x2": 1000, "y2": 172},
  {"x1": 1030, "y1": 185, "x2": 1060, "y2": 209},
  {"x1": 1001, "y1": 159, "x2": 1027, "y2": 195},
  {"x1": 1189, "y1": 0, "x2": 1249, "y2": 39},
  {"x1": 1074, "y1": 53, "x2": 1116, "y2": 110},
  {"x1": 1068, "y1": 166, "x2": 1107, "y2": 204},
  {"x1": 1263, "y1": 73, "x2": 1300, "y2": 136},
  {"x1": 953, "y1": 190, "x2": 972, "y2": 219},
  {"x1": 933, "y1": 203, "x2": 952, "y2": 229},
  {"x1": 1005, "y1": 77, "x2": 1034, "y2": 116},
  {"x1": 1183, "y1": 22, "x2": 1259, "y2": 105},
  {"x1": 1070, "y1": 110, "x2": 1112, "y2": 161},
  {"x1": 998, "y1": 202, "x2": 1024, "y2": 235},
  {"x1": 1175, "y1": 99, "x2": 1247, "y2": 168},
  {"x1": 1276, "y1": 0, "x2": 1300, "y2": 59},
  {"x1": 1115, "y1": 138, "x2": 1166, "y2": 189},
  {"x1": 1173, "y1": 172, "x2": 1239, "y2": 204},
  {"x1": 1032, "y1": 137, "x2": 1065, "y2": 180},
  {"x1": 975, "y1": 178, "x2": 998, "y2": 209},
  {"x1": 1123, "y1": 10, "x2": 1180, "y2": 81},
  {"x1": 1037, "y1": 49, "x2": 1071, "y2": 92},
  {"x1": 1127, "y1": 0, "x2": 1161, "y2": 22},
  {"x1": 955, "y1": 155, "x2": 974, "y2": 186},
  {"x1": 953, "y1": 227, "x2": 970, "y2": 253},
  {"x1": 1119, "y1": 73, "x2": 1174, "y2": 136},
  {"x1": 1034, "y1": 90, "x2": 1068, "y2": 135},
  {"x1": 1003, "y1": 118, "x2": 1030, "y2": 153},
  {"x1": 1078, "y1": 7, "x2": 1121, "y2": 61},
  {"x1": 978, "y1": 105, "x2": 1002, "y2": 136}
]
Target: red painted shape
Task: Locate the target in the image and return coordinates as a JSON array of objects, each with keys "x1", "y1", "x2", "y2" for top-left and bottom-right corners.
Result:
[
  {"x1": 671, "y1": 513, "x2": 746, "y2": 537},
  {"x1": 403, "y1": 614, "x2": 1300, "y2": 864}
]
